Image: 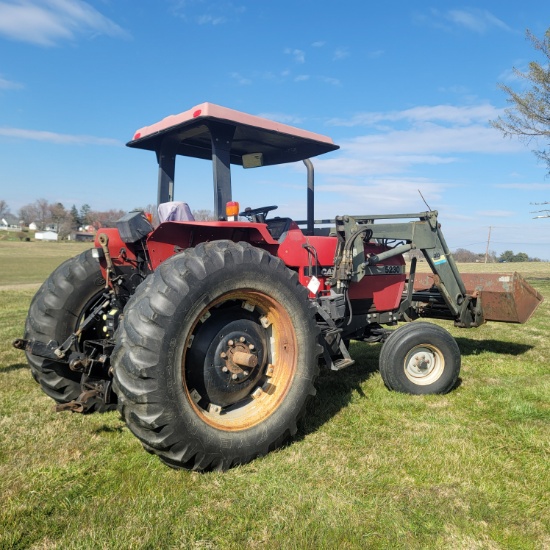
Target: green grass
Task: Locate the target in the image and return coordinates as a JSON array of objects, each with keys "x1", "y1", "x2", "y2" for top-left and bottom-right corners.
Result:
[
  {"x1": 1, "y1": 245, "x2": 549, "y2": 549},
  {"x1": 0, "y1": 241, "x2": 90, "y2": 286}
]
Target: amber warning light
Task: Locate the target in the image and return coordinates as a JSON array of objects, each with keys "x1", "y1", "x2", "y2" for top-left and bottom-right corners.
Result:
[{"x1": 226, "y1": 201, "x2": 239, "y2": 221}]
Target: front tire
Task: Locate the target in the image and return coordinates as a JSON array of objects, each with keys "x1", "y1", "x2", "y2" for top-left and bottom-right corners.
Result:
[
  {"x1": 379, "y1": 322, "x2": 460, "y2": 394},
  {"x1": 112, "y1": 241, "x2": 321, "y2": 471}
]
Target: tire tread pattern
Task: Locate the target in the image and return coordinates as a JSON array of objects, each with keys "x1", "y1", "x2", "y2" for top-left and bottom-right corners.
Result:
[
  {"x1": 113, "y1": 241, "x2": 321, "y2": 471},
  {"x1": 24, "y1": 249, "x2": 105, "y2": 403}
]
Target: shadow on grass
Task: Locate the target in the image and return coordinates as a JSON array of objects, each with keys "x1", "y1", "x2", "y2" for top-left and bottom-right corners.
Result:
[
  {"x1": 299, "y1": 341, "x2": 382, "y2": 438},
  {"x1": 456, "y1": 338, "x2": 533, "y2": 356},
  {"x1": 93, "y1": 424, "x2": 125, "y2": 434},
  {"x1": 0, "y1": 362, "x2": 29, "y2": 374},
  {"x1": 299, "y1": 333, "x2": 532, "y2": 439}
]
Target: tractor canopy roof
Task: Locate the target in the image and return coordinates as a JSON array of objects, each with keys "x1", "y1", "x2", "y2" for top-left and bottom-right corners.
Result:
[{"x1": 127, "y1": 102, "x2": 339, "y2": 166}]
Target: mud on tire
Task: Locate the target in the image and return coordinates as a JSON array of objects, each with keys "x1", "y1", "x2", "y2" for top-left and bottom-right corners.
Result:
[{"x1": 112, "y1": 240, "x2": 321, "y2": 471}]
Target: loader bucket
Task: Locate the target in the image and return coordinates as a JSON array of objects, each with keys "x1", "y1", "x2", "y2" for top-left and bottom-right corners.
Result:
[{"x1": 413, "y1": 272, "x2": 544, "y2": 323}]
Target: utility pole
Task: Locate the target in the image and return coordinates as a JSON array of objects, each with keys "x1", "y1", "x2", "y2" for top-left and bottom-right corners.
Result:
[{"x1": 484, "y1": 226, "x2": 492, "y2": 263}]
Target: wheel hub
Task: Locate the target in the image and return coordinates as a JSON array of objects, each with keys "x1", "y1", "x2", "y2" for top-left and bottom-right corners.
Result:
[
  {"x1": 186, "y1": 311, "x2": 268, "y2": 408},
  {"x1": 404, "y1": 345, "x2": 444, "y2": 385},
  {"x1": 218, "y1": 335, "x2": 260, "y2": 382}
]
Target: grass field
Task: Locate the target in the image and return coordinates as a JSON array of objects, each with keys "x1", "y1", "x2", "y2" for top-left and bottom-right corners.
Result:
[
  {"x1": 0, "y1": 241, "x2": 90, "y2": 287},
  {"x1": 0, "y1": 243, "x2": 549, "y2": 549}
]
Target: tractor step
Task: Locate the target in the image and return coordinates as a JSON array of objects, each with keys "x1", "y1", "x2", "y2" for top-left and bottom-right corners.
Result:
[{"x1": 331, "y1": 357, "x2": 355, "y2": 371}]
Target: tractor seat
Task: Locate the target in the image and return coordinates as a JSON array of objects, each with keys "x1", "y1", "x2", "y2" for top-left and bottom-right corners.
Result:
[{"x1": 158, "y1": 201, "x2": 195, "y2": 223}]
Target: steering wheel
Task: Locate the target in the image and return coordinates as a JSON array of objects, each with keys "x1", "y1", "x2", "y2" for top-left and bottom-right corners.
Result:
[{"x1": 239, "y1": 205, "x2": 278, "y2": 223}]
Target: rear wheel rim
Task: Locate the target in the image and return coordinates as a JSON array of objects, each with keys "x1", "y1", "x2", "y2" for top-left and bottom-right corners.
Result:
[
  {"x1": 182, "y1": 289, "x2": 297, "y2": 431},
  {"x1": 403, "y1": 344, "x2": 445, "y2": 385}
]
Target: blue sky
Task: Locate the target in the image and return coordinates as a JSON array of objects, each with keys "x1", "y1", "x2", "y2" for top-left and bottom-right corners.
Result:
[{"x1": 1, "y1": 0, "x2": 550, "y2": 258}]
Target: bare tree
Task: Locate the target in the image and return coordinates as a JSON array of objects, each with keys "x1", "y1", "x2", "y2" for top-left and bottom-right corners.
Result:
[
  {"x1": 88, "y1": 209, "x2": 126, "y2": 229},
  {"x1": 18, "y1": 202, "x2": 39, "y2": 227},
  {"x1": 35, "y1": 198, "x2": 51, "y2": 229},
  {"x1": 18, "y1": 198, "x2": 55, "y2": 229},
  {"x1": 0, "y1": 200, "x2": 10, "y2": 219},
  {"x1": 48, "y1": 202, "x2": 68, "y2": 230},
  {"x1": 192, "y1": 209, "x2": 216, "y2": 221},
  {"x1": 491, "y1": 28, "x2": 550, "y2": 173}
]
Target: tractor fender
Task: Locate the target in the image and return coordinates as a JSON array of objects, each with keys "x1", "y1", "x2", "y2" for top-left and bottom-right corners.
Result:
[{"x1": 146, "y1": 221, "x2": 280, "y2": 269}]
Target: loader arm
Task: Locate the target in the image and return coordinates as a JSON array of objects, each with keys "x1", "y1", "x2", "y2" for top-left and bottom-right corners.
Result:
[{"x1": 330, "y1": 210, "x2": 541, "y2": 328}]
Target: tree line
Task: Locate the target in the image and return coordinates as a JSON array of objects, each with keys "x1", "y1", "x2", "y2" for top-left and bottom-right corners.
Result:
[
  {"x1": 1, "y1": 199, "x2": 131, "y2": 239},
  {"x1": 1, "y1": 199, "x2": 544, "y2": 260},
  {"x1": 408, "y1": 247, "x2": 542, "y2": 263},
  {"x1": 0, "y1": 199, "x2": 217, "y2": 239},
  {"x1": 453, "y1": 248, "x2": 542, "y2": 263}
]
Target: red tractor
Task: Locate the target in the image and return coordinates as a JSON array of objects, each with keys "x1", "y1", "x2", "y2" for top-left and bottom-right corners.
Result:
[{"x1": 14, "y1": 103, "x2": 543, "y2": 471}]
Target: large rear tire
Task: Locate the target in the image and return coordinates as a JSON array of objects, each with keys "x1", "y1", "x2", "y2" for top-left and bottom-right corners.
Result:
[
  {"x1": 24, "y1": 249, "x2": 107, "y2": 404},
  {"x1": 379, "y1": 322, "x2": 460, "y2": 394},
  {"x1": 112, "y1": 241, "x2": 321, "y2": 471}
]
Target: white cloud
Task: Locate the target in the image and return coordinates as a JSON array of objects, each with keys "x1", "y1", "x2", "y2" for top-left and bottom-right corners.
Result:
[
  {"x1": 475, "y1": 210, "x2": 516, "y2": 218},
  {"x1": 230, "y1": 72, "x2": 251, "y2": 85},
  {"x1": 328, "y1": 104, "x2": 502, "y2": 127},
  {"x1": 284, "y1": 48, "x2": 305, "y2": 64},
  {"x1": 304, "y1": 105, "x2": 524, "y2": 202},
  {"x1": 367, "y1": 49, "x2": 384, "y2": 59},
  {"x1": 170, "y1": 0, "x2": 245, "y2": 25},
  {"x1": 339, "y1": 124, "x2": 519, "y2": 157},
  {"x1": 333, "y1": 47, "x2": 349, "y2": 61},
  {"x1": 315, "y1": 153, "x2": 455, "y2": 179},
  {"x1": 0, "y1": 0, "x2": 129, "y2": 46},
  {"x1": 309, "y1": 122, "x2": 522, "y2": 193},
  {"x1": 312, "y1": 176, "x2": 449, "y2": 218},
  {"x1": 318, "y1": 75, "x2": 340, "y2": 86},
  {"x1": 255, "y1": 112, "x2": 304, "y2": 125},
  {"x1": 0, "y1": 126, "x2": 121, "y2": 145},
  {"x1": 197, "y1": 14, "x2": 226, "y2": 25},
  {"x1": 447, "y1": 8, "x2": 511, "y2": 33},
  {"x1": 418, "y1": 8, "x2": 512, "y2": 35},
  {"x1": 495, "y1": 183, "x2": 550, "y2": 190},
  {"x1": 0, "y1": 75, "x2": 23, "y2": 89}
]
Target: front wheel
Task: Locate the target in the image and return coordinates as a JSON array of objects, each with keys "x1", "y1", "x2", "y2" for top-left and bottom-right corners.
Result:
[
  {"x1": 112, "y1": 241, "x2": 321, "y2": 471},
  {"x1": 379, "y1": 322, "x2": 460, "y2": 394}
]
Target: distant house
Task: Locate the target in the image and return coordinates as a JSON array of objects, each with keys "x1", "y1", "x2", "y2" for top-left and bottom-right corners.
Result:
[
  {"x1": 0, "y1": 213, "x2": 20, "y2": 228},
  {"x1": 29, "y1": 222, "x2": 38, "y2": 230},
  {"x1": 35, "y1": 230, "x2": 58, "y2": 241}
]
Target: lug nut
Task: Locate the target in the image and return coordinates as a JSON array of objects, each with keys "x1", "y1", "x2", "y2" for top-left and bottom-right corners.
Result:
[
  {"x1": 228, "y1": 340, "x2": 234, "y2": 346},
  {"x1": 239, "y1": 336, "x2": 246, "y2": 343},
  {"x1": 222, "y1": 366, "x2": 228, "y2": 373},
  {"x1": 231, "y1": 373, "x2": 238, "y2": 380},
  {"x1": 220, "y1": 352, "x2": 227, "y2": 358},
  {"x1": 248, "y1": 344, "x2": 255, "y2": 350}
]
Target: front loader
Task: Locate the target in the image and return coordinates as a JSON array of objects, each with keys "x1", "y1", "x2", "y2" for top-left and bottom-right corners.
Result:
[{"x1": 14, "y1": 103, "x2": 543, "y2": 470}]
